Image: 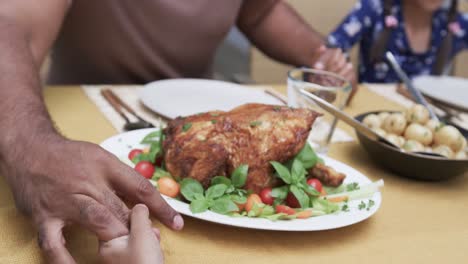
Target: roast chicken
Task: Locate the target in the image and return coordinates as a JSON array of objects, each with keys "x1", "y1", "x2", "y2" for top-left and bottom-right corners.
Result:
[{"x1": 163, "y1": 103, "x2": 340, "y2": 193}]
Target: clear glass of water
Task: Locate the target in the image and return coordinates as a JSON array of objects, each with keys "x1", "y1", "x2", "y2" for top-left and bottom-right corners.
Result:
[{"x1": 287, "y1": 68, "x2": 352, "y2": 153}]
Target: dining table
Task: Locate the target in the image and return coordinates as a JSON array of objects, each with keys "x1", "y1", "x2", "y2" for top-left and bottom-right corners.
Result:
[{"x1": 0, "y1": 84, "x2": 467, "y2": 264}]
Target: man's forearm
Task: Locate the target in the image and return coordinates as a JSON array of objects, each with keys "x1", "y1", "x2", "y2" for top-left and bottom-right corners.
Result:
[
  {"x1": 0, "y1": 20, "x2": 58, "y2": 173},
  {"x1": 238, "y1": 1, "x2": 325, "y2": 67}
]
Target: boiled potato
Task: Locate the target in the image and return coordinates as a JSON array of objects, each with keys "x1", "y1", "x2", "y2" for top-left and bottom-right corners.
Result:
[
  {"x1": 372, "y1": 128, "x2": 387, "y2": 138},
  {"x1": 377, "y1": 112, "x2": 390, "y2": 122},
  {"x1": 385, "y1": 133, "x2": 404, "y2": 147},
  {"x1": 425, "y1": 119, "x2": 441, "y2": 133},
  {"x1": 402, "y1": 139, "x2": 425, "y2": 152},
  {"x1": 455, "y1": 151, "x2": 467, "y2": 160},
  {"x1": 406, "y1": 104, "x2": 430, "y2": 124},
  {"x1": 434, "y1": 125, "x2": 465, "y2": 152},
  {"x1": 404, "y1": 123, "x2": 433, "y2": 146},
  {"x1": 382, "y1": 113, "x2": 407, "y2": 135},
  {"x1": 363, "y1": 114, "x2": 382, "y2": 129},
  {"x1": 433, "y1": 145, "x2": 454, "y2": 158}
]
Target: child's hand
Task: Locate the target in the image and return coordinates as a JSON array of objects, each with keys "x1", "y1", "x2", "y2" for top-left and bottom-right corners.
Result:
[{"x1": 99, "y1": 204, "x2": 164, "y2": 264}]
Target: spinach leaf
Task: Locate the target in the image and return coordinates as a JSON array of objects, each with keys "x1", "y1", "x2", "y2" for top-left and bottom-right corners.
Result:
[
  {"x1": 190, "y1": 199, "x2": 210, "y2": 213},
  {"x1": 290, "y1": 185, "x2": 309, "y2": 209},
  {"x1": 180, "y1": 179, "x2": 204, "y2": 202},
  {"x1": 295, "y1": 143, "x2": 319, "y2": 169},
  {"x1": 231, "y1": 164, "x2": 248, "y2": 188},
  {"x1": 291, "y1": 159, "x2": 306, "y2": 184},
  {"x1": 140, "y1": 130, "x2": 163, "y2": 144},
  {"x1": 211, "y1": 176, "x2": 231, "y2": 186},
  {"x1": 205, "y1": 184, "x2": 228, "y2": 200},
  {"x1": 270, "y1": 161, "x2": 292, "y2": 184},
  {"x1": 271, "y1": 186, "x2": 288, "y2": 200},
  {"x1": 210, "y1": 197, "x2": 239, "y2": 214}
]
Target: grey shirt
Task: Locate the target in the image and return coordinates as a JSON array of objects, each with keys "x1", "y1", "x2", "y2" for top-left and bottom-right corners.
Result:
[{"x1": 48, "y1": 0, "x2": 278, "y2": 84}]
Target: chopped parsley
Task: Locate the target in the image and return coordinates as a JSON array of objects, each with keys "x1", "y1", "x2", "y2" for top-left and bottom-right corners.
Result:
[
  {"x1": 182, "y1": 123, "x2": 192, "y2": 132},
  {"x1": 273, "y1": 106, "x2": 282, "y2": 111},
  {"x1": 358, "y1": 201, "x2": 366, "y2": 210},
  {"x1": 341, "y1": 203, "x2": 350, "y2": 212},
  {"x1": 210, "y1": 113, "x2": 220, "y2": 117},
  {"x1": 358, "y1": 200, "x2": 375, "y2": 211},
  {"x1": 211, "y1": 120, "x2": 217, "y2": 124},
  {"x1": 250, "y1": 121, "x2": 262, "y2": 127}
]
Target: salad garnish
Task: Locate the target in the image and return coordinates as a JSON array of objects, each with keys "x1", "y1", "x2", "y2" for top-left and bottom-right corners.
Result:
[{"x1": 125, "y1": 130, "x2": 384, "y2": 221}]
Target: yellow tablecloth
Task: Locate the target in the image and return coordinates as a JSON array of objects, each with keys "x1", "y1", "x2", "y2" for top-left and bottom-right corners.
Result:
[{"x1": 1, "y1": 86, "x2": 467, "y2": 264}]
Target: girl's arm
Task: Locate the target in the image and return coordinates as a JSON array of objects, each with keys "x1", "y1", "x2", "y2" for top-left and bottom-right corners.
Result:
[{"x1": 328, "y1": 0, "x2": 381, "y2": 51}]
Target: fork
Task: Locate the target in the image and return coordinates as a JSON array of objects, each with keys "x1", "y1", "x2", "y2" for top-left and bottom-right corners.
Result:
[{"x1": 101, "y1": 89, "x2": 155, "y2": 131}]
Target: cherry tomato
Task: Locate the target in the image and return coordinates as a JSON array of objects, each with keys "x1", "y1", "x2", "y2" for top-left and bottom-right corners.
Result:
[
  {"x1": 245, "y1": 194, "x2": 263, "y2": 212},
  {"x1": 275, "y1": 204, "x2": 295, "y2": 215},
  {"x1": 286, "y1": 192, "x2": 301, "y2": 208},
  {"x1": 306, "y1": 178, "x2": 323, "y2": 193},
  {"x1": 154, "y1": 156, "x2": 163, "y2": 167},
  {"x1": 134, "y1": 161, "x2": 155, "y2": 179},
  {"x1": 128, "y1": 149, "x2": 143, "y2": 160},
  {"x1": 157, "y1": 177, "x2": 180, "y2": 198},
  {"x1": 259, "y1": 188, "x2": 274, "y2": 205}
]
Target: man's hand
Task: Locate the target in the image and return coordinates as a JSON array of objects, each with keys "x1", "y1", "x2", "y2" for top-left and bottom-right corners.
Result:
[
  {"x1": 99, "y1": 204, "x2": 164, "y2": 264},
  {"x1": 2, "y1": 135, "x2": 183, "y2": 263}
]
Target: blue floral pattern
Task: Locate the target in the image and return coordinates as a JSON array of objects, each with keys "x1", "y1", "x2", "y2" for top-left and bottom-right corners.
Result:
[{"x1": 328, "y1": 0, "x2": 468, "y2": 83}]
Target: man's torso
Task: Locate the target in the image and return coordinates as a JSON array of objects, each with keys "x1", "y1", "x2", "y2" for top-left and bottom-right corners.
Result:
[{"x1": 48, "y1": 0, "x2": 243, "y2": 84}]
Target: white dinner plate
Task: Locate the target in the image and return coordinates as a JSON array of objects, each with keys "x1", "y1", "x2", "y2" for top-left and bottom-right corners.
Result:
[
  {"x1": 413, "y1": 76, "x2": 468, "y2": 111},
  {"x1": 101, "y1": 128, "x2": 382, "y2": 231},
  {"x1": 138, "y1": 79, "x2": 284, "y2": 119}
]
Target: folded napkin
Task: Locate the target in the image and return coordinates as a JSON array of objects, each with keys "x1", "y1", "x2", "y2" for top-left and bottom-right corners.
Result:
[{"x1": 81, "y1": 85, "x2": 354, "y2": 143}]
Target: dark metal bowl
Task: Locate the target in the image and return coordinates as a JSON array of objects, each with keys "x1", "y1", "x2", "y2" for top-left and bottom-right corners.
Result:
[{"x1": 355, "y1": 111, "x2": 468, "y2": 181}]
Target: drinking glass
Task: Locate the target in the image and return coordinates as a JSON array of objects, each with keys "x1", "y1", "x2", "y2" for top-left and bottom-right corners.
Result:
[{"x1": 287, "y1": 68, "x2": 352, "y2": 153}]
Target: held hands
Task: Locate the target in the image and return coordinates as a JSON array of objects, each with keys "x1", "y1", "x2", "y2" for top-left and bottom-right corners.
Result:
[
  {"x1": 99, "y1": 204, "x2": 164, "y2": 264},
  {"x1": 2, "y1": 136, "x2": 183, "y2": 263},
  {"x1": 312, "y1": 45, "x2": 358, "y2": 104}
]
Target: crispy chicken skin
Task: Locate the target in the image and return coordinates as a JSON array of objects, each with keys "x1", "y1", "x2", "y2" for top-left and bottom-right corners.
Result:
[
  {"x1": 308, "y1": 163, "x2": 346, "y2": 187},
  {"x1": 163, "y1": 104, "x2": 320, "y2": 193}
]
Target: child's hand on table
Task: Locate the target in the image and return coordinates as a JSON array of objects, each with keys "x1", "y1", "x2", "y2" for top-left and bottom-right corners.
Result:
[{"x1": 99, "y1": 204, "x2": 163, "y2": 264}]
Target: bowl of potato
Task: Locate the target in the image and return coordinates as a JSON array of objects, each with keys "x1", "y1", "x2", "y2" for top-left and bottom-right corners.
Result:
[{"x1": 355, "y1": 104, "x2": 468, "y2": 180}]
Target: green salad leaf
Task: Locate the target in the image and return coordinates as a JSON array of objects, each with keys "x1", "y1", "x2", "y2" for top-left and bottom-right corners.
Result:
[
  {"x1": 295, "y1": 143, "x2": 319, "y2": 169},
  {"x1": 211, "y1": 176, "x2": 231, "y2": 186},
  {"x1": 190, "y1": 199, "x2": 210, "y2": 213},
  {"x1": 205, "y1": 184, "x2": 228, "y2": 200},
  {"x1": 270, "y1": 161, "x2": 292, "y2": 184},
  {"x1": 290, "y1": 185, "x2": 309, "y2": 208},
  {"x1": 180, "y1": 179, "x2": 204, "y2": 202},
  {"x1": 271, "y1": 186, "x2": 288, "y2": 200},
  {"x1": 140, "y1": 130, "x2": 163, "y2": 144},
  {"x1": 210, "y1": 197, "x2": 239, "y2": 214},
  {"x1": 231, "y1": 165, "x2": 248, "y2": 188}
]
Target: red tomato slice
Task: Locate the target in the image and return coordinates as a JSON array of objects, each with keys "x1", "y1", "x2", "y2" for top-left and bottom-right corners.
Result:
[
  {"x1": 306, "y1": 178, "x2": 323, "y2": 193},
  {"x1": 275, "y1": 204, "x2": 296, "y2": 215}
]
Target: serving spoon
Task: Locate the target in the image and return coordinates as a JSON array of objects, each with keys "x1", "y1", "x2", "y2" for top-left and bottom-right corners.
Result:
[
  {"x1": 385, "y1": 52, "x2": 439, "y2": 121},
  {"x1": 298, "y1": 88, "x2": 446, "y2": 158}
]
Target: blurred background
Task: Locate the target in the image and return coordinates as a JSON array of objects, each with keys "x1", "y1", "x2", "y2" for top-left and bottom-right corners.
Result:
[{"x1": 40, "y1": 0, "x2": 468, "y2": 85}]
